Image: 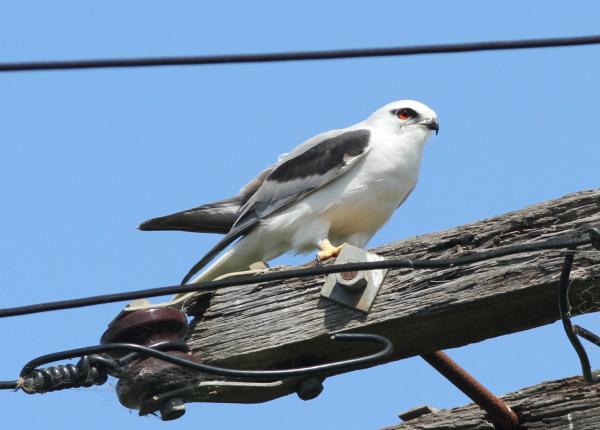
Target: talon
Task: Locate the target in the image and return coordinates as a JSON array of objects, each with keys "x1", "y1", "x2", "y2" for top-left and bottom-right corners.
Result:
[{"x1": 316, "y1": 239, "x2": 343, "y2": 262}]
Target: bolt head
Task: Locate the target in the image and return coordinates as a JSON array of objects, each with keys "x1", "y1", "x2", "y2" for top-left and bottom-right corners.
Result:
[
  {"x1": 335, "y1": 271, "x2": 368, "y2": 291},
  {"x1": 159, "y1": 398, "x2": 186, "y2": 421},
  {"x1": 296, "y1": 377, "x2": 324, "y2": 401}
]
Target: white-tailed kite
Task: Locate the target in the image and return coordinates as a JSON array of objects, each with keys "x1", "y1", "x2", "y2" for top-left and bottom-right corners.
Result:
[{"x1": 140, "y1": 100, "x2": 438, "y2": 285}]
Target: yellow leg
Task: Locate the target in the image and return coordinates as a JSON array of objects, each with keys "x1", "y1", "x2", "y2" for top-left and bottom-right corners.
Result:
[{"x1": 316, "y1": 239, "x2": 343, "y2": 262}]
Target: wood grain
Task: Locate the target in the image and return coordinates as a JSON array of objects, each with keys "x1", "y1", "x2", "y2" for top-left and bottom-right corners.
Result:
[
  {"x1": 385, "y1": 374, "x2": 600, "y2": 430},
  {"x1": 162, "y1": 189, "x2": 600, "y2": 404}
]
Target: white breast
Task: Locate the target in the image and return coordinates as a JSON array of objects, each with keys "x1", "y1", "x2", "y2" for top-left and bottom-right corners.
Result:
[{"x1": 265, "y1": 126, "x2": 429, "y2": 253}]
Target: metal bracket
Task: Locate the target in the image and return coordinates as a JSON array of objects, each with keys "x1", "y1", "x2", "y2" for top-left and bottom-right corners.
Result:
[{"x1": 320, "y1": 244, "x2": 388, "y2": 313}]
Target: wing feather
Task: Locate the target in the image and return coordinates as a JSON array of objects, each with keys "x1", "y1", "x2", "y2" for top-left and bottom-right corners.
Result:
[
  {"x1": 235, "y1": 128, "x2": 371, "y2": 225},
  {"x1": 181, "y1": 128, "x2": 371, "y2": 283}
]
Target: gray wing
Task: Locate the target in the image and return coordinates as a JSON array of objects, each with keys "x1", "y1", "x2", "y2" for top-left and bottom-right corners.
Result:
[
  {"x1": 181, "y1": 128, "x2": 372, "y2": 284},
  {"x1": 235, "y1": 128, "x2": 372, "y2": 226}
]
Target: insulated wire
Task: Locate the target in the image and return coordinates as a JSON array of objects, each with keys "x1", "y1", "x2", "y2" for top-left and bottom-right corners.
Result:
[{"x1": 1, "y1": 34, "x2": 600, "y2": 72}]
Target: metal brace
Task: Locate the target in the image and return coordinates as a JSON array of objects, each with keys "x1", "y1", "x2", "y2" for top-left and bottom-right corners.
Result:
[{"x1": 321, "y1": 244, "x2": 388, "y2": 313}]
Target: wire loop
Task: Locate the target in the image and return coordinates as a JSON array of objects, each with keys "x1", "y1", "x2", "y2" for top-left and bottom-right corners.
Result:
[
  {"x1": 557, "y1": 248, "x2": 600, "y2": 383},
  {"x1": 1, "y1": 333, "x2": 392, "y2": 394}
]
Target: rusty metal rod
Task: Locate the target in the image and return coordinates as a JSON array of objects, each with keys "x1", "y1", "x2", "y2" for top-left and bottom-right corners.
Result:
[{"x1": 420, "y1": 350, "x2": 519, "y2": 430}]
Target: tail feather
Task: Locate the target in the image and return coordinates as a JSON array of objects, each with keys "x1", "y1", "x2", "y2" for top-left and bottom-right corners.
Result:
[
  {"x1": 190, "y1": 247, "x2": 257, "y2": 283},
  {"x1": 171, "y1": 245, "x2": 263, "y2": 305},
  {"x1": 139, "y1": 198, "x2": 240, "y2": 234},
  {"x1": 180, "y1": 218, "x2": 259, "y2": 284}
]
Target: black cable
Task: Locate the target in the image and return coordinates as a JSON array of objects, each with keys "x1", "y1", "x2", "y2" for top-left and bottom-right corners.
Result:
[
  {"x1": 557, "y1": 227, "x2": 600, "y2": 383},
  {"x1": 1, "y1": 229, "x2": 598, "y2": 394},
  {"x1": 557, "y1": 250, "x2": 598, "y2": 383},
  {"x1": 575, "y1": 325, "x2": 600, "y2": 348},
  {"x1": 0, "y1": 232, "x2": 595, "y2": 319},
  {"x1": 4, "y1": 333, "x2": 391, "y2": 387},
  {"x1": 0, "y1": 380, "x2": 18, "y2": 390},
  {"x1": 2, "y1": 34, "x2": 600, "y2": 73},
  {"x1": 0, "y1": 334, "x2": 391, "y2": 391}
]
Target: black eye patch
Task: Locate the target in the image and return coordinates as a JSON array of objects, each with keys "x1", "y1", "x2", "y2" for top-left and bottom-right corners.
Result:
[{"x1": 391, "y1": 108, "x2": 418, "y2": 120}]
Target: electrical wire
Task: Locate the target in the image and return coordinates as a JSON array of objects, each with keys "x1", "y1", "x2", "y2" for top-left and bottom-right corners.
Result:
[
  {"x1": 558, "y1": 246, "x2": 600, "y2": 383},
  {"x1": 0, "y1": 333, "x2": 391, "y2": 390},
  {"x1": 0, "y1": 231, "x2": 595, "y2": 319},
  {"x1": 2, "y1": 34, "x2": 600, "y2": 73},
  {"x1": 0, "y1": 228, "x2": 597, "y2": 396},
  {"x1": 2, "y1": 232, "x2": 598, "y2": 395}
]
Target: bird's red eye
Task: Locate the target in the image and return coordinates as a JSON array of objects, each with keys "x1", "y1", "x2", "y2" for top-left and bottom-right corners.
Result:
[{"x1": 396, "y1": 108, "x2": 417, "y2": 120}]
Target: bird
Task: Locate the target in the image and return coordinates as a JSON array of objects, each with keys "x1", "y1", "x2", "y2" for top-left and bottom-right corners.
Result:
[{"x1": 140, "y1": 100, "x2": 439, "y2": 285}]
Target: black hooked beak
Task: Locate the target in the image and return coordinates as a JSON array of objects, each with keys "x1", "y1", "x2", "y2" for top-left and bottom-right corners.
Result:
[{"x1": 426, "y1": 119, "x2": 439, "y2": 135}]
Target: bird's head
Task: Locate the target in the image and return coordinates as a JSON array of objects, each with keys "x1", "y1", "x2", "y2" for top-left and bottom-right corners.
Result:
[{"x1": 366, "y1": 100, "x2": 439, "y2": 138}]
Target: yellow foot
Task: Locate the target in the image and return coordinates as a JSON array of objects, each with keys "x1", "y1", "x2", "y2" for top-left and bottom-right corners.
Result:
[{"x1": 316, "y1": 239, "x2": 343, "y2": 262}]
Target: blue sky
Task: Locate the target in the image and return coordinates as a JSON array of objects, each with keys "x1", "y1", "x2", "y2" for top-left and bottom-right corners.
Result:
[{"x1": 1, "y1": 1, "x2": 599, "y2": 429}]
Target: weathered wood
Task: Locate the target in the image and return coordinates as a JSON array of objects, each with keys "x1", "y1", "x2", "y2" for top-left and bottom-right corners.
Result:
[
  {"x1": 385, "y1": 373, "x2": 600, "y2": 430},
  {"x1": 187, "y1": 190, "x2": 599, "y2": 362},
  {"x1": 179, "y1": 189, "x2": 600, "y2": 403}
]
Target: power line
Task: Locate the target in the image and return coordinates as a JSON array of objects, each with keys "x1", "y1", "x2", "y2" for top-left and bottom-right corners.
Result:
[
  {"x1": 2, "y1": 34, "x2": 600, "y2": 73},
  {"x1": 0, "y1": 231, "x2": 596, "y2": 319},
  {"x1": 0, "y1": 333, "x2": 392, "y2": 392},
  {"x1": 1, "y1": 232, "x2": 598, "y2": 408}
]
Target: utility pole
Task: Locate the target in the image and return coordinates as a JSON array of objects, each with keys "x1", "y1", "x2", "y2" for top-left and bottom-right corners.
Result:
[
  {"x1": 184, "y1": 189, "x2": 600, "y2": 368},
  {"x1": 112, "y1": 189, "x2": 599, "y2": 427},
  {"x1": 6, "y1": 189, "x2": 600, "y2": 428},
  {"x1": 388, "y1": 374, "x2": 599, "y2": 429}
]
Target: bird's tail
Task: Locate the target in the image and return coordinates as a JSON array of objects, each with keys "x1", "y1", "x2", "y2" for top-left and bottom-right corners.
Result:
[
  {"x1": 171, "y1": 245, "x2": 263, "y2": 306},
  {"x1": 138, "y1": 197, "x2": 240, "y2": 234},
  {"x1": 191, "y1": 247, "x2": 258, "y2": 283}
]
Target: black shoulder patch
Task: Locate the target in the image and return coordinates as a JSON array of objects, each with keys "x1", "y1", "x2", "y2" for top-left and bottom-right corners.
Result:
[{"x1": 269, "y1": 129, "x2": 370, "y2": 182}]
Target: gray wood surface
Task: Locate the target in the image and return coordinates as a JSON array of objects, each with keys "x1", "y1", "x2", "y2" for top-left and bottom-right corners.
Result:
[
  {"x1": 186, "y1": 189, "x2": 600, "y2": 375},
  {"x1": 385, "y1": 374, "x2": 600, "y2": 429}
]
